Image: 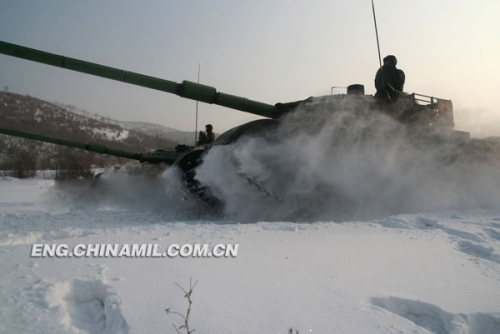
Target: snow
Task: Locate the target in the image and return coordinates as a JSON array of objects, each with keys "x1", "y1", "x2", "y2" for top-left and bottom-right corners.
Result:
[
  {"x1": 2, "y1": 98, "x2": 500, "y2": 333},
  {"x1": 79, "y1": 127, "x2": 130, "y2": 141},
  {"x1": 0, "y1": 176, "x2": 499, "y2": 334},
  {"x1": 34, "y1": 108, "x2": 43, "y2": 123},
  {"x1": 118, "y1": 121, "x2": 195, "y2": 145}
]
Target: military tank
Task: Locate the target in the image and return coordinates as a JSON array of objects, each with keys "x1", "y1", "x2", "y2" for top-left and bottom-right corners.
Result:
[{"x1": 0, "y1": 40, "x2": 473, "y2": 208}]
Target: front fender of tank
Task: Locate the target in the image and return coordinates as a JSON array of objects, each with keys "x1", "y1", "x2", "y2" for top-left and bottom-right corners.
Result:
[
  {"x1": 174, "y1": 118, "x2": 279, "y2": 172},
  {"x1": 212, "y1": 119, "x2": 279, "y2": 146},
  {"x1": 171, "y1": 119, "x2": 280, "y2": 206},
  {"x1": 173, "y1": 148, "x2": 207, "y2": 172}
]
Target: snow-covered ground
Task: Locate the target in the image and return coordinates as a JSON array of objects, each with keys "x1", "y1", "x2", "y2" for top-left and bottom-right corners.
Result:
[{"x1": 0, "y1": 176, "x2": 499, "y2": 334}]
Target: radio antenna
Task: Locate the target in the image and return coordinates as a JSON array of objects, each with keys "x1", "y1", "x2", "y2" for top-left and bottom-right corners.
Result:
[
  {"x1": 371, "y1": 0, "x2": 382, "y2": 68},
  {"x1": 194, "y1": 63, "x2": 200, "y2": 146}
]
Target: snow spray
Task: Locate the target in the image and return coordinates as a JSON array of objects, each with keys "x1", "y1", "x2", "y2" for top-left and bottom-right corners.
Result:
[{"x1": 196, "y1": 99, "x2": 500, "y2": 222}]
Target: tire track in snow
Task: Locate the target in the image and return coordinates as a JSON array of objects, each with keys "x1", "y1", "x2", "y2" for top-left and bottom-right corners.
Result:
[
  {"x1": 46, "y1": 279, "x2": 128, "y2": 334},
  {"x1": 371, "y1": 296, "x2": 500, "y2": 334}
]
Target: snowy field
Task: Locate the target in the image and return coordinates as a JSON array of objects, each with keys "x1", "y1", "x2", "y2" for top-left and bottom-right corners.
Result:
[{"x1": 0, "y1": 176, "x2": 499, "y2": 334}]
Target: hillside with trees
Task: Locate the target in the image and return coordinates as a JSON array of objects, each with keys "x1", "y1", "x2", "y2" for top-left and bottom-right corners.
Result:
[{"x1": 0, "y1": 92, "x2": 184, "y2": 178}]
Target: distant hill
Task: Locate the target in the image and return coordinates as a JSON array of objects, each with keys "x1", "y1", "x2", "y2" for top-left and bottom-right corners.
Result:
[
  {"x1": 47, "y1": 101, "x2": 197, "y2": 145},
  {"x1": 0, "y1": 91, "x2": 180, "y2": 151},
  {"x1": 118, "y1": 121, "x2": 196, "y2": 145},
  {"x1": 0, "y1": 91, "x2": 193, "y2": 177}
]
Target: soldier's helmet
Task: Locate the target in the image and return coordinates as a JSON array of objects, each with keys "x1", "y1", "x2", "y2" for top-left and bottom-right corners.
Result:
[
  {"x1": 205, "y1": 124, "x2": 213, "y2": 131},
  {"x1": 383, "y1": 55, "x2": 397, "y2": 66}
]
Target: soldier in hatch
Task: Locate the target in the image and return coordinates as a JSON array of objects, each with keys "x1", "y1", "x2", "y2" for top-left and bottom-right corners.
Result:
[
  {"x1": 374, "y1": 55, "x2": 405, "y2": 102},
  {"x1": 197, "y1": 124, "x2": 215, "y2": 146}
]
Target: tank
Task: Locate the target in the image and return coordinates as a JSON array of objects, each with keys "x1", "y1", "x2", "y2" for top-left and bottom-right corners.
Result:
[{"x1": 0, "y1": 40, "x2": 476, "y2": 207}]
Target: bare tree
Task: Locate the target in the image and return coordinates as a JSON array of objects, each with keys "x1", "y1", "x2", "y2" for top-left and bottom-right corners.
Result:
[
  {"x1": 166, "y1": 279, "x2": 198, "y2": 334},
  {"x1": 12, "y1": 146, "x2": 38, "y2": 178}
]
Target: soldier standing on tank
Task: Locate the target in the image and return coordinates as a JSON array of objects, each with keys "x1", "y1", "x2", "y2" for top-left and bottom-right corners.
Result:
[
  {"x1": 374, "y1": 55, "x2": 405, "y2": 102},
  {"x1": 197, "y1": 124, "x2": 215, "y2": 146}
]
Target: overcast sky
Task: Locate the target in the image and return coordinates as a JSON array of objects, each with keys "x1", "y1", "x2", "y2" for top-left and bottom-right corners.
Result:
[{"x1": 0, "y1": 0, "x2": 499, "y2": 136}]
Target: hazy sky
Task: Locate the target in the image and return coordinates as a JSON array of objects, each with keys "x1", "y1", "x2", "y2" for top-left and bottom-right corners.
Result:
[{"x1": 0, "y1": 0, "x2": 499, "y2": 136}]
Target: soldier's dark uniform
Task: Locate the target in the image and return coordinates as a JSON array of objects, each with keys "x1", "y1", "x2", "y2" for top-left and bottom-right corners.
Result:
[
  {"x1": 375, "y1": 55, "x2": 405, "y2": 102},
  {"x1": 197, "y1": 124, "x2": 215, "y2": 146}
]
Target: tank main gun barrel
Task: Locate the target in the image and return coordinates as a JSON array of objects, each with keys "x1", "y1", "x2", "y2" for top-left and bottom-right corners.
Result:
[
  {"x1": 0, "y1": 40, "x2": 279, "y2": 119},
  {"x1": 0, "y1": 127, "x2": 144, "y2": 161}
]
